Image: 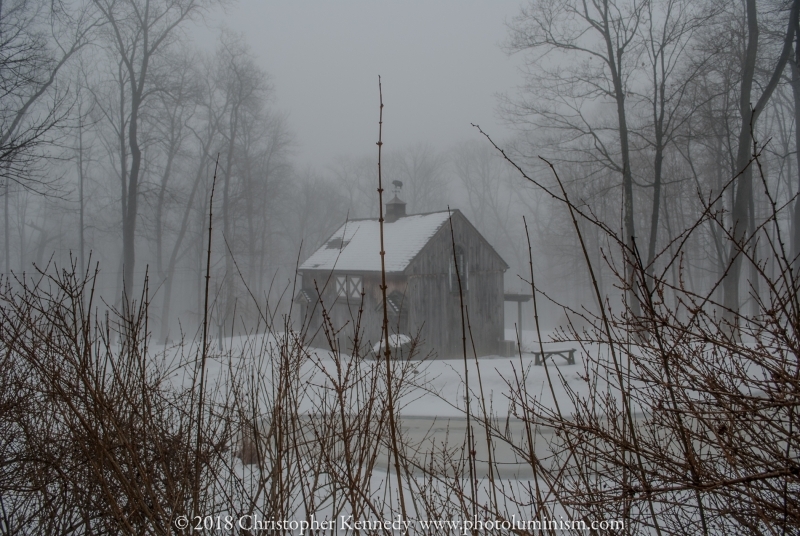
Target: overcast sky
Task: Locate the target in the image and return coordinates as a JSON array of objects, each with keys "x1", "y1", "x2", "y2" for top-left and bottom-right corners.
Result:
[{"x1": 213, "y1": 0, "x2": 526, "y2": 169}]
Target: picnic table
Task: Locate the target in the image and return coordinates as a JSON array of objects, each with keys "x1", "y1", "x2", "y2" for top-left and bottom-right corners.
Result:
[{"x1": 533, "y1": 349, "x2": 576, "y2": 366}]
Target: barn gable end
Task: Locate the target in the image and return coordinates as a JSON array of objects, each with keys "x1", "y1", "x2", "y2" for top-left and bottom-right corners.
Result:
[
  {"x1": 402, "y1": 210, "x2": 508, "y2": 357},
  {"x1": 404, "y1": 210, "x2": 508, "y2": 276}
]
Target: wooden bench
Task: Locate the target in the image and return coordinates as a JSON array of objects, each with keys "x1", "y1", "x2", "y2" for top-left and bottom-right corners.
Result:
[{"x1": 533, "y1": 349, "x2": 576, "y2": 366}]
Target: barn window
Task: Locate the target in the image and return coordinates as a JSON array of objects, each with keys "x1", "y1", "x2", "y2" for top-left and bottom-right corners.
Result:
[
  {"x1": 336, "y1": 276, "x2": 347, "y2": 297},
  {"x1": 349, "y1": 276, "x2": 363, "y2": 298},
  {"x1": 449, "y1": 246, "x2": 468, "y2": 292},
  {"x1": 337, "y1": 275, "x2": 363, "y2": 299}
]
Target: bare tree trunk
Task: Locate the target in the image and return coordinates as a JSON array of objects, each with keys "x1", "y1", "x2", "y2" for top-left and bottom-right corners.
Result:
[
  {"x1": 255, "y1": 152, "x2": 274, "y2": 301},
  {"x1": 724, "y1": 0, "x2": 757, "y2": 322},
  {"x1": 116, "y1": 61, "x2": 128, "y2": 306},
  {"x1": 791, "y1": 26, "x2": 800, "y2": 270},
  {"x1": 749, "y1": 185, "x2": 760, "y2": 317},
  {"x1": 243, "y1": 147, "x2": 261, "y2": 304},
  {"x1": 4, "y1": 180, "x2": 8, "y2": 275},
  {"x1": 724, "y1": 0, "x2": 799, "y2": 326},
  {"x1": 76, "y1": 105, "x2": 86, "y2": 274},
  {"x1": 196, "y1": 189, "x2": 206, "y2": 327},
  {"x1": 646, "y1": 131, "x2": 664, "y2": 284},
  {"x1": 222, "y1": 103, "x2": 238, "y2": 337},
  {"x1": 122, "y1": 84, "x2": 144, "y2": 307},
  {"x1": 16, "y1": 192, "x2": 25, "y2": 273},
  {"x1": 606, "y1": 28, "x2": 641, "y2": 320},
  {"x1": 78, "y1": 158, "x2": 85, "y2": 275},
  {"x1": 93, "y1": 0, "x2": 209, "y2": 310},
  {"x1": 160, "y1": 155, "x2": 208, "y2": 341},
  {"x1": 155, "y1": 141, "x2": 177, "y2": 283},
  {"x1": 714, "y1": 135, "x2": 727, "y2": 303}
]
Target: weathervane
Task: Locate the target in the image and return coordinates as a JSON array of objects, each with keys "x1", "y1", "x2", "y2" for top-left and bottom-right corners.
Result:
[{"x1": 392, "y1": 180, "x2": 403, "y2": 196}]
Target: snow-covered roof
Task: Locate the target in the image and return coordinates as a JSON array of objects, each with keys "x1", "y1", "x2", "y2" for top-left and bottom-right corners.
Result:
[{"x1": 299, "y1": 211, "x2": 453, "y2": 273}]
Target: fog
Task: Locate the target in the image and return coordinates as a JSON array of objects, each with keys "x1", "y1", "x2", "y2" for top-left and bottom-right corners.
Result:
[
  {"x1": 214, "y1": 1, "x2": 523, "y2": 168},
  {"x1": 4, "y1": 1, "x2": 800, "y2": 531},
  {"x1": 2, "y1": 0, "x2": 797, "y2": 341}
]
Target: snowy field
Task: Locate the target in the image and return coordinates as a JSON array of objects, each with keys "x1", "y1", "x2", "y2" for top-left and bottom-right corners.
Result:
[
  {"x1": 397, "y1": 329, "x2": 590, "y2": 418},
  {"x1": 155, "y1": 328, "x2": 600, "y2": 481},
  {"x1": 151, "y1": 328, "x2": 710, "y2": 533},
  {"x1": 160, "y1": 328, "x2": 594, "y2": 420}
]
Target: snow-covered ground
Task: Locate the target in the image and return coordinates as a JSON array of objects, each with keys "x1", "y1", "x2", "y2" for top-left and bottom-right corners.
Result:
[
  {"x1": 158, "y1": 328, "x2": 662, "y2": 530},
  {"x1": 143, "y1": 326, "x2": 783, "y2": 532},
  {"x1": 159, "y1": 328, "x2": 594, "y2": 420},
  {"x1": 397, "y1": 330, "x2": 590, "y2": 418}
]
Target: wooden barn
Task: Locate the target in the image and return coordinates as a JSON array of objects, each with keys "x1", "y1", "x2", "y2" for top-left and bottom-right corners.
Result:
[{"x1": 296, "y1": 195, "x2": 509, "y2": 358}]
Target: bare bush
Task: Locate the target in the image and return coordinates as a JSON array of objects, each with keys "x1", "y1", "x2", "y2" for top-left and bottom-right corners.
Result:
[
  {"x1": 0, "y1": 264, "x2": 224, "y2": 533},
  {"x1": 460, "y1": 149, "x2": 800, "y2": 535}
]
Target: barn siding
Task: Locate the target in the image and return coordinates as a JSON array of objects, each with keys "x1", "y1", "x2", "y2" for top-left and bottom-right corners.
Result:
[{"x1": 405, "y1": 212, "x2": 505, "y2": 357}]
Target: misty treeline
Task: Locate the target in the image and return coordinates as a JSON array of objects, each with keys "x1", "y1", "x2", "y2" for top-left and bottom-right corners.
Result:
[
  {"x1": 503, "y1": 0, "x2": 800, "y2": 325},
  {"x1": 0, "y1": 0, "x2": 541, "y2": 342},
  {"x1": 4, "y1": 0, "x2": 800, "y2": 338}
]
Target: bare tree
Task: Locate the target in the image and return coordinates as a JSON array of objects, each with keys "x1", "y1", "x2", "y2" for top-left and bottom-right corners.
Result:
[
  {"x1": 149, "y1": 51, "x2": 196, "y2": 291},
  {"x1": 238, "y1": 109, "x2": 292, "y2": 301},
  {"x1": 634, "y1": 0, "x2": 714, "y2": 285},
  {"x1": 506, "y1": 0, "x2": 646, "y2": 318},
  {"x1": 68, "y1": 69, "x2": 104, "y2": 278},
  {"x1": 673, "y1": 21, "x2": 747, "y2": 302},
  {"x1": 143, "y1": 49, "x2": 205, "y2": 341},
  {"x1": 790, "y1": 15, "x2": 800, "y2": 268},
  {"x1": 0, "y1": 0, "x2": 97, "y2": 192},
  {"x1": 92, "y1": 0, "x2": 215, "y2": 303},
  {"x1": 211, "y1": 31, "x2": 271, "y2": 335},
  {"x1": 723, "y1": 0, "x2": 799, "y2": 323},
  {"x1": 1, "y1": 0, "x2": 98, "y2": 274}
]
